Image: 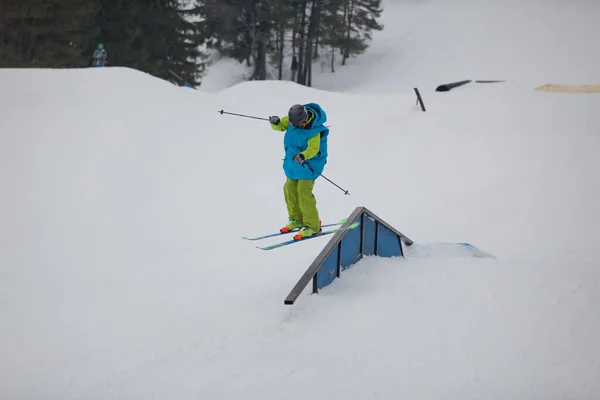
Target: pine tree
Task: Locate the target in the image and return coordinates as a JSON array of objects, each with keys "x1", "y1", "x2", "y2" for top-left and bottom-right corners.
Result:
[
  {"x1": 92, "y1": 0, "x2": 138, "y2": 68},
  {"x1": 294, "y1": 0, "x2": 308, "y2": 84},
  {"x1": 95, "y1": 0, "x2": 205, "y2": 85},
  {"x1": 0, "y1": 0, "x2": 98, "y2": 67},
  {"x1": 198, "y1": 0, "x2": 256, "y2": 66},
  {"x1": 340, "y1": 0, "x2": 383, "y2": 65}
]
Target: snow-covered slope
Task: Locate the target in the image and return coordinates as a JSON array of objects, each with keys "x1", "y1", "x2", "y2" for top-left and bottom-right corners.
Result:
[
  {"x1": 2, "y1": 66, "x2": 599, "y2": 400},
  {"x1": 2, "y1": 0, "x2": 600, "y2": 398},
  {"x1": 202, "y1": 0, "x2": 600, "y2": 93}
]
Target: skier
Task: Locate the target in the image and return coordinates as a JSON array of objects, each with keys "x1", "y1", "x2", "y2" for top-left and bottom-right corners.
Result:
[
  {"x1": 269, "y1": 103, "x2": 329, "y2": 240},
  {"x1": 91, "y1": 43, "x2": 107, "y2": 67}
]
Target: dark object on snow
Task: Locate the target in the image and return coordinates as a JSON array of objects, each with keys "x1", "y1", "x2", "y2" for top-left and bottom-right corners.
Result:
[
  {"x1": 414, "y1": 87, "x2": 426, "y2": 111},
  {"x1": 436, "y1": 80, "x2": 472, "y2": 92},
  {"x1": 436, "y1": 79, "x2": 506, "y2": 92}
]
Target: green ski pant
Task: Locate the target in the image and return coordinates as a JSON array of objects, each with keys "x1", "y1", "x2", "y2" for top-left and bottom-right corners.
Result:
[{"x1": 283, "y1": 178, "x2": 320, "y2": 231}]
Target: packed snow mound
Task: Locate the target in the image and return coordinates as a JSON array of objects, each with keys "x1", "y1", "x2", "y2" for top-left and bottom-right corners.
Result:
[
  {"x1": 2, "y1": 48, "x2": 600, "y2": 400},
  {"x1": 5, "y1": 67, "x2": 180, "y2": 95}
]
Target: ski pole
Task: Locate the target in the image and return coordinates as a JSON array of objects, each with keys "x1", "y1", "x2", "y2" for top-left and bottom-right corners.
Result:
[
  {"x1": 218, "y1": 109, "x2": 269, "y2": 121},
  {"x1": 303, "y1": 162, "x2": 350, "y2": 195}
]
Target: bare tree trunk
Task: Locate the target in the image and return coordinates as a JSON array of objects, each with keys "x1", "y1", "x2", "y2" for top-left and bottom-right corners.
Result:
[
  {"x1": 330, "y1": 45, "x2": 335, "y2": 72},
  {"x1": 291, "y1": 10, "x2": 299, "y2": 56},
  {"x1": 296, "y1": 0, "x2": 308, "y2": 84},
  {"x1": 313, "y1": 19, "x2": 320, "y2": 59},
  {"x1": 277, "y1": 22, "x2": 284, "y2": 79},
  {"x1": 243, "y1": 4, "x2": 255, "y2": 67},
  {"x1": 342, "y1": 0, "x2": 353, "y2": 65},
  {"x1": 291, "y1": 14, "x2": 297, "y2": 56},
  {"x1": 254, "y1": 39, "x2": 267, "y2": 80},
  {"x1": 305, "y1": 0, "x2": 321, "y2": 87},
  {"x1": 245, "y1": 38, "x2": 252, "y2": 66}
]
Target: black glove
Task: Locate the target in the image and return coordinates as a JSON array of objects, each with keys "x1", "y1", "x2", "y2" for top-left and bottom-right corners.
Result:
[
  {"x1": 269, "y1": 116, "x2": 280, "y2": 125},
  {"x1": 293, "y1": 153, "x2": 305, "y2": 164}
]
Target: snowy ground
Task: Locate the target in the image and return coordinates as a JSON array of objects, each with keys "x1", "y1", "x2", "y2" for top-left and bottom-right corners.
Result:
[
  {"x1": 202, "y1": 0, "x2": 600, "y2": 94},
  {"x1": 2, "y1": 0, "x2": 600, "y2": 399}
]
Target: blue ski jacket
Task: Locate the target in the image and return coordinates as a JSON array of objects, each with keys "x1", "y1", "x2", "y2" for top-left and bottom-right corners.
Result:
[{"x1": 271, "y1": 103, "x2": 329, "y2": 180}]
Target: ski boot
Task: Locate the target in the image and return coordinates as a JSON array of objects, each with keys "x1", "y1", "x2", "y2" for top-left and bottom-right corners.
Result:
[
  {"x1": 293, "y1": 221, "x2": 323, "y2": 241},
  {"x1": 280, "y1": 219, "x2": 303, "y2": 233}
]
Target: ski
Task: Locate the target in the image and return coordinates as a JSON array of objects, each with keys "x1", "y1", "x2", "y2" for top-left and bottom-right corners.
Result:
[
  {"x1": 256, "y1": 221, "x2": 360, "y2": 251},
  {"x1": 242, "y1": 218, "x2": 348, "y2": 241}
]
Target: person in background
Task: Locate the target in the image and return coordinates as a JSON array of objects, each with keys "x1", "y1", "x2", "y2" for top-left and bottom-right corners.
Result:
[{"x1": 92, "y1": 43, "x2": 107, "y2": 67}]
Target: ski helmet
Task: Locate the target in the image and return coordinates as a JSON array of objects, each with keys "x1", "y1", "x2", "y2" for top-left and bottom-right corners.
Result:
[
  {"x1": 288, "y1": 104, "x2": 307, "y2": 126},
  {"x1": 98, "y1": 43, "x2": 104, "y2": 49}
]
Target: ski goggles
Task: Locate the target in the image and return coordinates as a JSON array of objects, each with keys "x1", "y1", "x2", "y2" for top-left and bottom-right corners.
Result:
[{"x1": 290, "y1": 120, "x2": 307, "y2": 127}]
